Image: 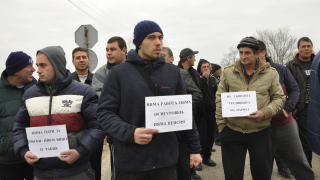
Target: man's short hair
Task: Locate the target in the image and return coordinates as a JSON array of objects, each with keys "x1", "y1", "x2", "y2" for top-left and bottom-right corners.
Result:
[
  {"x1": 72, "y1": 47, "x2": 88, "y2": 60},
  {"x1": 162, "y1": 47, "x2": 173, "y2": 57},
  {"x1": 108, "y1": 36, "x2": 127, "y2": 53},
  {"x1": 297, "y1": 37, "x2": 313, "y2": 48},
  {"x1": 257, "y1": 40, "x2": 267, "y2": 56}
]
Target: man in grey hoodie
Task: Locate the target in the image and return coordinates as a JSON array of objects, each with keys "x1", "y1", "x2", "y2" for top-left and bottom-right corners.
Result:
[{"x1": 13, "y1": 46, "x2": 106, "y2": 180}]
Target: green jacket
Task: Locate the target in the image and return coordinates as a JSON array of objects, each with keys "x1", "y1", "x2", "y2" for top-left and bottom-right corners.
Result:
[
  {"x1": 0, "y1": 70, "x2": 36, "y2": 164},
  {"x1": 216, "y1": 59, "x2": 285, "y2": 133}
]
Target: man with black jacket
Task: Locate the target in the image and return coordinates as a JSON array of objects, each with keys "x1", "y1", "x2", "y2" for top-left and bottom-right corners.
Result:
[
  {"x1": 196, "y1": 59, "x2": 217, "y2": 168},
  {"x1": 71, "y1": 47, "x2": 102, "y2": 180},
  {"x1": 177, "y1": 48, "x2": 203, "y2": 179},
  {"x1": 97, "y1": 20, "x2": 202, "y2": 180},
  {"x1": 71, "y1": 47, "x2": 93, "y2": 86},
  {"x1": 162, "y1": 47, "x2": 202, "y2": 180},
  {"x1": 286, "y1": 37, "x2": 315, "y2": 167}
]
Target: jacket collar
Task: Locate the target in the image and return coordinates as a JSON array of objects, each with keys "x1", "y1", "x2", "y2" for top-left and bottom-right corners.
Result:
[
  {"x1": 234, "y1": 58, "x2": 270, "y2": 74},
  {"x1": 71, "y1": 70, "x2": 93, "y2": 85},
  {"x1": 37, "y1": 70, "x2": 73, "y2": 95},
  {"x1": 126, "y1": 49, "x2": 165, "y2": 67},
  {"x1": 292, "y1": 53, "x2": 315, "y2": 66},
  {"x1": 1, "y1": 70, "x2": 37, "y2": 89}
]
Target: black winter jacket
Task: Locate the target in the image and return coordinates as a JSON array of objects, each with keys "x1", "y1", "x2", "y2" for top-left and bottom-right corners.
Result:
[
  {"x1": 97, "y1": 50, "x2": 201, "y2": 172},
  {"x1": 286, "y1": 54, "x2": 315, "y2": 111},
  {"x1": 71, "y1": 70, "x2": 94, "y2": 86},
  {"x1": 196, "y1": 59, "x2": 216, "y2": 113}
]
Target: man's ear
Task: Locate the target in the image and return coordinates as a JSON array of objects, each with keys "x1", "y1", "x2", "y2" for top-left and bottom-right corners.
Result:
[{"x1": 122, "y1": 47, "x2": 127, "y2": 55}]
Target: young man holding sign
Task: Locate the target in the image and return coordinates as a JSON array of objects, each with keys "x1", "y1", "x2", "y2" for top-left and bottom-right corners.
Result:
[
  {"x1": 13, "y1": 46, "x2": 105, "y2": 180},
  {"x1": 97, "y1": 20, "x2": 202, "y2": 180},
  {"x1": 216, "y1": 37, "x2": 285, "y2": 180}
]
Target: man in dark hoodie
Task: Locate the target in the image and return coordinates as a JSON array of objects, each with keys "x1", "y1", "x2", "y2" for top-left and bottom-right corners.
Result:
[
  {"x1": 97, "y1": 20, "x2": 202, "y2": 180},
  {"x1": 258, "y1": 40, "x2": 314, "y2": 179},
  {"x1": 196, "y1": 59, "x2": 217, "y2": 170},
  {"x1": 286, "y1": 37, "x2": 315, "y2": 167},
  {"x1": 13, "y1": 46, "x2": 106, "y2": 180}
]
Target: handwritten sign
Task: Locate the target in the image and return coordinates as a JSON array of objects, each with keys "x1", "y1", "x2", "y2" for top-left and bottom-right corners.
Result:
[
  {"x1": 221, "y1": 91, "x2": 257, "y2": 117},
  {"x1": 25, "y1": 125, "x2": 69, "y2": 158},
  {"x1": 145, "y1": 95, "x2": 192, "y2": 133}
]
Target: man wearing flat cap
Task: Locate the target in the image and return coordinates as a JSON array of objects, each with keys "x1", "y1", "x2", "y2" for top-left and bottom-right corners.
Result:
[
  {"x1": 215, "y1": 36, "x2": 285, "y2": 180},
  {"x1": 0, "y1": 51, "x2": 36, "y2": 180},
  {"x1": 97, "y1": 20, "x2": 202, "y2": 180}
]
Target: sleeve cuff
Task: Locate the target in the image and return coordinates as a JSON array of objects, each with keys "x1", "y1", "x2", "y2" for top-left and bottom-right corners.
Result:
[
  {"x1": 261, "y1": 107, "x2": 272, "y2": 119},
  {"x1": 20, "y1": 147, "x2": 30, "y2": 159},
  {"x1": 76, "y1": 145, "x2": 89, "y2": 157},
  {"x1": 283, "y1": 107, "x2": 291, "y2": 114}
]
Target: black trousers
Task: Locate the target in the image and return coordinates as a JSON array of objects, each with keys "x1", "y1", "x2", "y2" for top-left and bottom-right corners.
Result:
[
  {"x1": 116, "y1": 165, "x2": 177, "y2": 180},
  {"x1": 201, "y1": 113, "x2": 216, "y2": 159},
  {"x1": 89, "y1": 143, "x2": 103, "y2": 180},
  {"x1": 176, "y1": 140, "x2": 191, "y2": 180},
  {"x1": 0, "y1": 161, "x2": 34, "y2": 180},
  {"x1": 295, "y1": 104, "x2": 313, "y2": 167},
  {"x1": 221, "y1": 126, "x2": 272, "y2": 180}
]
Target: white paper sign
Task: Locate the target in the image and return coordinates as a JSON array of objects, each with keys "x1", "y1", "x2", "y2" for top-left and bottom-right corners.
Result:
[
  {"x1": 26, "y1": 125, "x2": 69, "y2": 158},
  {"x1": 221, "y1": 91, "x2": 257, "y2": 117},
  {"x1": 145, "y1": 95, "x2": 192, "y2": 133}
]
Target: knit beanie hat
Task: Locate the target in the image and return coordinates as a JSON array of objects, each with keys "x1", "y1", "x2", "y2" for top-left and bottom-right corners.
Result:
[
  {"x1": 211, "y1": 63, "x2": 221, "y2": 73},
  {"x1": 6, "y1": 51, "x2": 33, "y2": 75},
  {"x1": 237, "y1": 36, "x2": 260, "y2": 51},
  {"x1": 133, "y1": 20, "x2": 163, "y2": 52}
]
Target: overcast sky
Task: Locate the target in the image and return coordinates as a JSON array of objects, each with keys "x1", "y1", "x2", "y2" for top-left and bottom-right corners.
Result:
[{"x1": 1, "y1": 0, "x2": 319, "y2": 79}]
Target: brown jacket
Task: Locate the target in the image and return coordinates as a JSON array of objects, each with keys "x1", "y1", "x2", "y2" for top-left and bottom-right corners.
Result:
[{"x1": 216, "y1": 59, "x2": 285, "y2": 133}]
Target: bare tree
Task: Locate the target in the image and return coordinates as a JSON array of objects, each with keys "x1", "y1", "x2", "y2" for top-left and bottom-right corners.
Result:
[
  {"x1": 220, "y1": 46, "x2": 239, "y2": 67},
  {"x1": 125, "y1": 35, "x2": 170, "y2": 51},
  {"x1": 254, "y1": 26, "x2": 297, "y2": 65}
]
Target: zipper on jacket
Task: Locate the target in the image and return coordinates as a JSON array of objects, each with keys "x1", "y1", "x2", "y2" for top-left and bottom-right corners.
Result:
[{"x1": 48, "y1": 86, "x2": 53, "y2": 126}]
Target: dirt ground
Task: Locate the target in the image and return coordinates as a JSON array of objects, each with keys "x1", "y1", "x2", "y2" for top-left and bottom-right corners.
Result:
[{"x1": 100, "y1": 141, "x2": 320, "y2": 180}]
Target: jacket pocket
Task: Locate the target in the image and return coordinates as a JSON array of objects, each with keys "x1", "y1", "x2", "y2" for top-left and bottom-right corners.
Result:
[{"x1": 0, "y1": 136, "x2": 9, "y2": 155}]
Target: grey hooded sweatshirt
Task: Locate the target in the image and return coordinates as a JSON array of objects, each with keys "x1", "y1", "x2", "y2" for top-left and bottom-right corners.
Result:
[{"x1": 37, "y1": 46, "x2": 68, "y2": 95}]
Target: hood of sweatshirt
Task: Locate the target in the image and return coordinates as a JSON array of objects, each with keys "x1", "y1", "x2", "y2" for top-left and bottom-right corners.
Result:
[
  {"x1": 126, "y1": 49, "x2": 165, "y2": 75},
  {"x1": 196, "y1": 58, "x2": 208, "y2": 75},
  {"x1": 37, "y1": 46, "x2": 68, "y2": 94}
]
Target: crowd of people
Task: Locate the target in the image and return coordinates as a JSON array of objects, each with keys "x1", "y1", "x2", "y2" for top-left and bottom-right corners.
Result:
[{"x1": 0, "y1": 20, "x2": 319, "y2": 180}]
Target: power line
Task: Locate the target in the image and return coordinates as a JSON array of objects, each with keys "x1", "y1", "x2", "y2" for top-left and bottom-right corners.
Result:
[
  {"x1": 84, "y1": 0, "x2": 132, "y2": 31},
  {"x1": 68, "y1": 0, "x2": 126, "y2": 36}
]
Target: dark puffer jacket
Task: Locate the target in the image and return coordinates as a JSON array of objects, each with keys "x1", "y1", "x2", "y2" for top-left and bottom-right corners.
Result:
[{"x1": 0, "y1": 70, "x2": 36, "y2": 164}]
